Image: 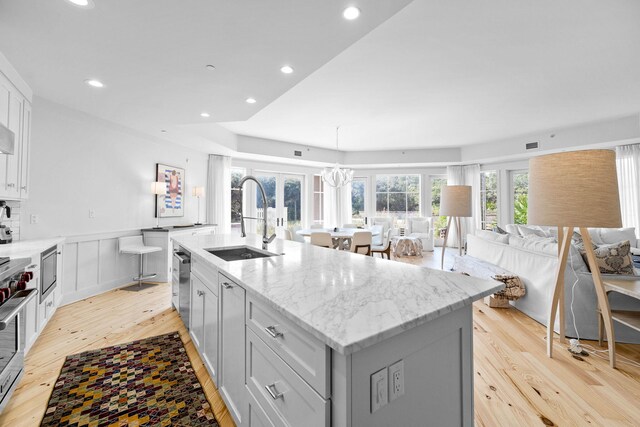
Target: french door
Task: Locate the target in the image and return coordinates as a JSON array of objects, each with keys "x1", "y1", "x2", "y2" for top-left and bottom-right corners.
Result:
[{"x1": 254, "y1": 172, "x2": 304, "y2": 238}]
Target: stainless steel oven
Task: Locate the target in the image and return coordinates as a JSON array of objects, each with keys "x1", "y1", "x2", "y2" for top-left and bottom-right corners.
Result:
[
  {"x1": 0, "y1": 257, "x2": 36, "y2": 412},
  {"x1": 40, "y1": 246, "x2": 57, "y2": 303}
]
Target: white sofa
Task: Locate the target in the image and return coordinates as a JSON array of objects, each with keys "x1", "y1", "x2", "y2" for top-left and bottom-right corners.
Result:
[{"x1": 464, "y1": 229, "x2": 640, "y2": 343}]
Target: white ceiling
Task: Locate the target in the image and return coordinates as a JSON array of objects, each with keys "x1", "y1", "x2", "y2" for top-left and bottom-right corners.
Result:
[
  {"x1": 0, "y1": 0, "x2": 411, "y2": 142},
  {"x1": 220, "y1": 0, "x2": 640, "y2": 151},
  {"x1": 2, "y1": 0, "x2": 640, "y2": 153}
]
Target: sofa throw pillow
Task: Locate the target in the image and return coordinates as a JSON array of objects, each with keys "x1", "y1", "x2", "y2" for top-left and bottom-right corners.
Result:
[
  {"x1": 492, "y1": 275, "x2": 526, "y2": 301},
  {"x1": 578, "y1": 240, "x2": 635, "y2": 275},
  {"x1": 517, "y1": 225, "x2": 547, "y2": 238},
  {"x1": 598, "y1": 228, "x2": 638, "y2": 248},
  {"x1": 494, "y1": 226, "x2": 508, "y2": 235},
  {"x1": 475, "y1": 229, "x2": 509, "y2": 244},
  {"x1": 410, "y1": 219, "x2": 430, "y2": 234}
]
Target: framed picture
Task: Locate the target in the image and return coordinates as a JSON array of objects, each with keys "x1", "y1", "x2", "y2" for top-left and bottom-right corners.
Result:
[{"x1": 156, "y1": 163, "x2": 185, "y2": 218}]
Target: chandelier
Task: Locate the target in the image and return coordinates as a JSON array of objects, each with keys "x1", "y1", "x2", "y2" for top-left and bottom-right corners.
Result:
[{"x1": 321, "y1": 126, "x2": 353, "y2": 188}]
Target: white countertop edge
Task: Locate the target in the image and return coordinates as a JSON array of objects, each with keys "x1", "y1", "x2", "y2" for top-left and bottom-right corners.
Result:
[{"x1": 0, "y1": 237, "x2": 66, "y2": 258}]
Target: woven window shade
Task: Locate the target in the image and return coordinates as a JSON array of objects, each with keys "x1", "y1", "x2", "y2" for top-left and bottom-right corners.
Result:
[{"x1": 528, "y1": 150, "x2": 622, "y2": 228}]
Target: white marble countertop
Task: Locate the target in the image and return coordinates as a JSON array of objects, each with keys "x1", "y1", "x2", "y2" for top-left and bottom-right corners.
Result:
[
  {"x1": 0, "y1": 237, "x2": 65, "y2": 259},
  {"x1": 173, "y1": 233, "x2": 502, "y2": 355}
]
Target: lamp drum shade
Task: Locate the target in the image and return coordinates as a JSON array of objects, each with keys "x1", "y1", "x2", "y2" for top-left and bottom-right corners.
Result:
[
  {"x1": 440, "y1": 185, "x2": 472, "y2": 217},
  {"x1": 151, "y1": 181, "x2": 166, "y2": 195},
  {"x1": 192, "y1": 186, "x2": 205, "y2": 197},
  {"x1": 528, "y1": 149, "x2": 622, "y2": 228}
]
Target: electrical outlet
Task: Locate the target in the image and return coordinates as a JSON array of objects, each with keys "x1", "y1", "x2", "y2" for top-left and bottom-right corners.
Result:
[
  {"x1": 30, "y1": 214, "x2": 39, "y2": 224},
  {"x1": 389, "y1": 360, "x2": 404, "y2": 402},
  {"x1": 370, "y1": 368, "x2": 388, "y2": 413},
  {"x1": 89, "y1": 209, "x2": 96, "y2": 219}
]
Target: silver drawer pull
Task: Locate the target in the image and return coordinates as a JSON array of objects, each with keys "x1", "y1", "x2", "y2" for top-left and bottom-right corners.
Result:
[
  {"x1": 7, "y1": 183, "x2": 15, "y2": 188},
  {"x1": 222, "y1": 282, "x2": 233, "y2": 289},
  {"x1": 265, "y1": 383, "x2": 284, "y2": 400},
  {"x1": 265, "y1": 325, "x2": 283, "y2": 339},
  {"x1": 197, "y1": 290, "x2": 204, "y2": 296}
]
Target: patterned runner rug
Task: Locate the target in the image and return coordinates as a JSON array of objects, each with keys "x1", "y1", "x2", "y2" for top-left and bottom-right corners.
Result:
[{"x1": 40, "y1": 332, "x2": 218, "y2": 426}]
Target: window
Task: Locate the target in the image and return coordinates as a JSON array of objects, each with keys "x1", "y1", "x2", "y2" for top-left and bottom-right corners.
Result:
[
  {"x1": 230, "y1": 168, "x2": 245, "y2": 228},
  {"x1": 480, "y1": 171, "x2": 498, "y2": 230},
  {"x1": 430, "y1": 176, "x2": 447, "y2": 236},
  {"x1": 313, "y1": 175, "x2": 324, "y2": 225},
  {"x1": 351, "y1": 177, "x2": 366, "y2": 225},
  {"x1": 512, "y1": 170, "x2": 529, "y2": 225},
  {"x1": 375, "y1": 175, "x2": 421, "y2": 220}
]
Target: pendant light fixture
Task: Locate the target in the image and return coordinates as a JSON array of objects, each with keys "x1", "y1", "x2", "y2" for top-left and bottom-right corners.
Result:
[{"x1": 321, "y1": 126, "x2": 353, "y2": 188}]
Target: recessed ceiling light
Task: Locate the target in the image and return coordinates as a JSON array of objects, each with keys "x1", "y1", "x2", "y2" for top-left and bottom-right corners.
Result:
[
  {"x1": 84, "y1": 79, "x2": 104, "y2": 88},
  {"x1": 205, "y1": 64, "x2": 216, "y2": 70},
  {"x1": 200, "y1": 112, "x2": 210, "y2": 118},
  {"x1": 280, "y1": 65, "x2": 294, "y2": 74},
  {"x1": 66, "y1": 0, "x2": 95, "y2": 9},
  {"x1": 161, "y1": 130, "x2": 167, "y2": 133},
  {"x1": 246, "y1": 98, "x2": 257, "y2": 104},
  {"x1": 343, "y1": 6, "x2": 360, "y2": 20}
]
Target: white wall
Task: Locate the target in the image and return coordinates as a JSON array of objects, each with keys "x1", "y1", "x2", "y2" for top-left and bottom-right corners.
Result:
[{"x1": 20, "y1": 97, "x2": 209, "y2": 240}]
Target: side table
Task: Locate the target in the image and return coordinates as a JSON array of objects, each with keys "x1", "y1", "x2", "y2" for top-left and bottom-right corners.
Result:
[
  {"x1": 391, "y1": 236, "x2": 423, "y2": 257},
  {"x1": 598, "y1": 278, "x2": 640, "y2": 368}
]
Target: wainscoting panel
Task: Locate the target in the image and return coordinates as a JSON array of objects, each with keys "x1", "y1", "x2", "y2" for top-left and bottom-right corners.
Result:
[
  {"x1": 61, "y1": 230, "x2": 144, "y2": 306},
  {"x1": 77, "y1": 241, "x2": 99, "y2": 289}
]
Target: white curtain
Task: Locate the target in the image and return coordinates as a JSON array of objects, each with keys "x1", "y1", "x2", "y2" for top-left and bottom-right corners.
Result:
[
  {"x1": 446, "y1": 164, "x2": 481, "y2": 246},
  {"x1": 616, "y1": 144, "x2": 640, "y2": 237},
  {"x1": 323, "y1": 183, "x2": 352, "y2": 228},
  {"x1": 206, "y1": 155, "x2": 231, "y2": 233}
]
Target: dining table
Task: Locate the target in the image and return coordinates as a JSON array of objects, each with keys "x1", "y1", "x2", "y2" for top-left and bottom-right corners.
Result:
[{"x1": 296, "y1": 227, "x2": 380, "y2": 250}]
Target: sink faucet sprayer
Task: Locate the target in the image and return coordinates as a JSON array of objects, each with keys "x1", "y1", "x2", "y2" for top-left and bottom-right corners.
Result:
[{"x1": 237, "y1": 176, "x2": 277, "y2": 250}]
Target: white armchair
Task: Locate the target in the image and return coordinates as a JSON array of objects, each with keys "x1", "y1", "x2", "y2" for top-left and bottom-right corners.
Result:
[{"x1": 407, "y1": 217, "x2": 434, "y2": 252}]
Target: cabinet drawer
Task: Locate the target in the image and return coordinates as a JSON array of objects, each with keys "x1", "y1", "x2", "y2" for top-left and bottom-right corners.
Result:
[
  {"x1": 246, "y1": 328, "x2": 329, "y2": 427},
  {"x1": 192, "y1": 257, "x2": 217, "y2": 295},
  {"x1": 247, "y1": 296, "x2": 330, "y2": 398},
  {"x1": 247, "y1": 387, "x2": 278, "y2": 427}
]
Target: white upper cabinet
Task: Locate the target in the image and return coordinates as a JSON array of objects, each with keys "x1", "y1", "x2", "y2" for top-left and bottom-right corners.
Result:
[{"x1": 0, "y1": 59, "x2": 32, "y2": 200}]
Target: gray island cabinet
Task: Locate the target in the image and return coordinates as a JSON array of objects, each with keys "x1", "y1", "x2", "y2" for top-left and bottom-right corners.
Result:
[{"x1": 172, "y1": 234, "x2": 501, "y2": 427}]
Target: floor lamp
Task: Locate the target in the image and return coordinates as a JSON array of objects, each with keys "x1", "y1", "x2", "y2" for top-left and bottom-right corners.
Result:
[
  {"x1": 151, "y1": 181, "x2": 166, "y2": 229},
  {"x1": 528, "y1": 149, "x2": 621, "y2": 368},
  {"x1": 192, "y1": 186, "x2": 204, "y2": 225},
  {"x1": 440, "y1": 185, "x2": 472, "y2": 270}
]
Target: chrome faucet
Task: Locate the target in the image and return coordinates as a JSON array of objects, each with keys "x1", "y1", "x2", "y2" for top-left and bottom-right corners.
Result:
[{"x1": 237, "y1": 175, "x2": 277, "y2": 250}]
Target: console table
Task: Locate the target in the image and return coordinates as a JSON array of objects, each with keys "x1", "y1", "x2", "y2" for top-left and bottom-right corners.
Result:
[{"x1": 599, "y1": 278, "x2": 640, "y2": 367}]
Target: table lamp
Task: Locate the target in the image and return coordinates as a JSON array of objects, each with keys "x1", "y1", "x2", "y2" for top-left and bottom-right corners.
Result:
[
  {"x1": 151, "y1": 181, "x2": 166, "y2": 229},
  {"x1": 528, "y1": 149, "x2": 621, "y2": 367},
  {"x1": 192, "y1": 186, "x2": 205, "y2": 225},
  {"x1": 440, "y1": 185, "x2": 472, "y2": 270}
]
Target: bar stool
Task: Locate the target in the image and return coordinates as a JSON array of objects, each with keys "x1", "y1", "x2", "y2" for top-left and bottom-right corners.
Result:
[{"x1": 118, "y1": 236, "x2": 162, "y2": 289}]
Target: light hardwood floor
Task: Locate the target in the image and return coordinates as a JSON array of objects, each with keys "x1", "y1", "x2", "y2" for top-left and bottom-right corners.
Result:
[{"x1": 1, "y1": 248, "x2": 639, "y2": 426}]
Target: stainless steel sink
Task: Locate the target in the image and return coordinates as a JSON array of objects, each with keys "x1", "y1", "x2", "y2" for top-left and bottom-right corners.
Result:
[{"x1": 206, "y1": 246, "x2": 280, "y2": 262}]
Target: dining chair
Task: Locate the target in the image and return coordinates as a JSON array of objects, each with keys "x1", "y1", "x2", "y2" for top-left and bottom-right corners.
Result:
[
  {"x1": 283, "y1": 229, "x2": 293, "y2": 241},
  {"x1": 310, "y1": 232, "x2": 333, "y2": 248},
  {"x1": 371, "y1": 229, "x2": 392, "y2": 259},
  {"x1": 290, "y1": 225, "x2": 306, "y2": 243},
  {"x1": 350, "y1": 231, "x2": 372, "y2": 255}
]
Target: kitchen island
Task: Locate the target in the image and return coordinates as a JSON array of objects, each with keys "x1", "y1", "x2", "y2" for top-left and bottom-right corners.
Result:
[{"x1": 172, "y1": 233, "x2": 502, "y2": 427}]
